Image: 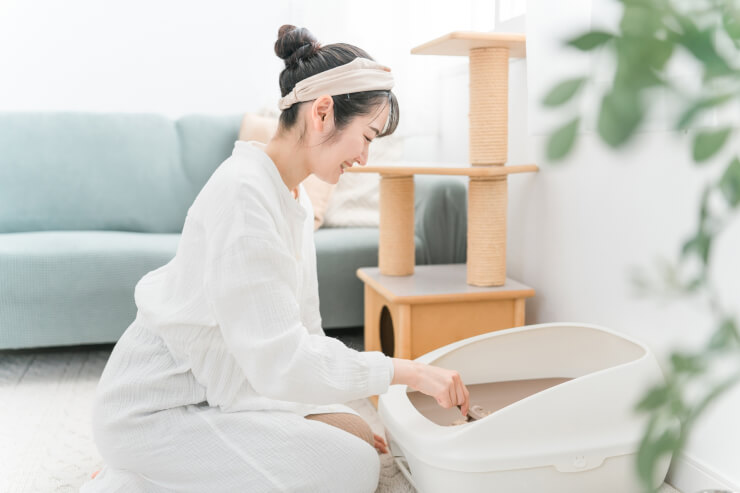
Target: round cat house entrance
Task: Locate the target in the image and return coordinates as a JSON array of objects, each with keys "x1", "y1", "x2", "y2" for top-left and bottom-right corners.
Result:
[{"x1": 379, "y1": 305, "x2": 395, "y2": 357}]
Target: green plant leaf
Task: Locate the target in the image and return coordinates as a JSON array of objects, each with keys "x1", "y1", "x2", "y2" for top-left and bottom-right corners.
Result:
[
  {"x1": 686, "y1": 372, "x2": 740, "y2": 423},
  {"x1": 722, "y1": 4, "x2": 740, "y2": 44},
  {"x1": 676, "y1": 94, "x2": 734, "y2": 130},
  {"x1": 697, "y1": 185, "x2": 711, "y2": 226},
  {"x1": 681, "y1": 230, "x2": 711, "y2": 265},
  {"x1": 566, "y1": 31, "x2": 614, "y2": 51},
  {"x1": 636, "y1": 385, "x2": 670, "y2": 412},
  {"x1": 693, "y1": 128, "x2": 731, "y2": 163},
  {"x1": 647, "y1": 39, "x2": 674, "y2": 72},
  {"x1": 669, "y1": 395, "x2": 689, "y2": 420},
  {"x1": 671, "y1": 352, "x2": 706, "y2": 374},
  {"x1": 683, "y1": 276, "x2": 703, "y2": 293},
  {"x1": 637, "y1": 426, "x2": 681, "y2": 488},
  {"x1": 719, "y1": 157, "x2": 740, "y2": 207},
  {"x1": 675, "y1": 19, "x2": 733, "y2": 79},
  {"x1": 620, "y1": 4, "x2": 662, "y2": 38},
  {"x1": 613, "y1": 38, "x2": 667, "y2": 90},
  {"x1": 597, "y1": 88, "x2": 644, "y2": 147},
  {"x1": 708, "y1": 318, "x2": 740, "y2": 351},
  {"x1": 543, "y1": 77, "x2": 587, "y2": 107},
  {"x1": 547, "y1": 118, "x2": 579, "y2": 161}
]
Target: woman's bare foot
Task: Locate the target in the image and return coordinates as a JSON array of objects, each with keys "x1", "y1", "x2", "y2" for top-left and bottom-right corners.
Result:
[{"x1": 373, "y1": 433, "x2": 389, "y2": 454}]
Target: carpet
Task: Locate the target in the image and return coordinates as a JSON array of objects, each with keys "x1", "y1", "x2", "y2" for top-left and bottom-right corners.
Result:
[{"x1": 0, "y1": 345, "x2": 681, "y2": 493}]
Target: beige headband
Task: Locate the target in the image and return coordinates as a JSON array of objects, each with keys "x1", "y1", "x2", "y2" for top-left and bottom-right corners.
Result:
[{"x1": 278, "y1": 57, "x2": 394, "y2": 110}]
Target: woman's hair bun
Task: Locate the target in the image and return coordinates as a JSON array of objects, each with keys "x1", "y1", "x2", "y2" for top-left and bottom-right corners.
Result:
[{"x1": 275, "y1": 25, "x2": 321, "y2": 67}]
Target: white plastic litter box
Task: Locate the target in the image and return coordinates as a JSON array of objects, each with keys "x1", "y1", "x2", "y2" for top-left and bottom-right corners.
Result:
[{"x1": 378, "y1": 322, "x2": 672, "y2": 493}]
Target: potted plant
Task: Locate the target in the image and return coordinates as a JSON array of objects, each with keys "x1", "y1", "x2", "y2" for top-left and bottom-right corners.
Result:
[{"x1": 543, "y1": 0, "x2": 740, "y2": 491}]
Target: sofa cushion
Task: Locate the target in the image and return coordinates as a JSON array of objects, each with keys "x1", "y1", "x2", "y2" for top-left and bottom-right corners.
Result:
[
  {"x1": 0, "y1": 112, "x2": 195, "y2": 234},
  {"x1": 0, "y1": 231, "x2": 180, "y2": 348},
  {"x1": 175, "y1": 113, "x2": 242, "y2": 202},
  {"x1": 314, "y1": 227, "x2": 427, "y2": 328}
]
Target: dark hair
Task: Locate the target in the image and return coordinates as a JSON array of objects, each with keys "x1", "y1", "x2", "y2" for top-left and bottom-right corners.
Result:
[{"x1": 274, "y1": 25, "x2": 400, "y2": 143}]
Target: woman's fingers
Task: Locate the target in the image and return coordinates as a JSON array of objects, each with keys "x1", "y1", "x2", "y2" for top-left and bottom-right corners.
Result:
[
  {"x1": 458, "y1": 380, "x2": 469, "y2": 417},
  {"x1": 454, "y1": 380, "x2": 464, "y2": 414},
  {"x1": 444, "y1": 372, "x2": 469, "y2": 416},
  {"x1": 413, "y1": 362, "x2": 470, "y2": 414},
  {"x1": 448, "y1": 372, "x2": 464, "y2": 408}
]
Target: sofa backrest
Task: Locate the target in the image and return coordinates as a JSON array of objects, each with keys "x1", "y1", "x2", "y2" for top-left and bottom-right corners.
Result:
[{"x1": 0, "y1": 112, "x2": 241, "y2": 234}]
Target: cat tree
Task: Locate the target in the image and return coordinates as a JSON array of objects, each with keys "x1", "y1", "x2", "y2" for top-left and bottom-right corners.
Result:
[{"x1": 350, "y1": 32, "x2": 537, "y2": 362}]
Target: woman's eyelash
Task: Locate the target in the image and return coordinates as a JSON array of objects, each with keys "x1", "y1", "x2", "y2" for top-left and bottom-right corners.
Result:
[{"x1": 365, "y1": 136, "x2": 373, "y2": 143}]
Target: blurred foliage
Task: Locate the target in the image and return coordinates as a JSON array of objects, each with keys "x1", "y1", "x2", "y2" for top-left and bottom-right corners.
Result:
[{"x1": 542, "y1": 0, "x2": 740, "y2": 491}]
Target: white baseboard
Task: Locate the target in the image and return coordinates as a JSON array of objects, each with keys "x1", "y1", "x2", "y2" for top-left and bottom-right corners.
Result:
[{"x1": 667, "y1": 452, "x2": 739, "y2": 493}]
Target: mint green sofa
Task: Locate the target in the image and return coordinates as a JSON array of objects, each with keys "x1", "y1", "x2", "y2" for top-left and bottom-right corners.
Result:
[{"x1": 0, "y1": 112, "x2": 467, "y2": 349}]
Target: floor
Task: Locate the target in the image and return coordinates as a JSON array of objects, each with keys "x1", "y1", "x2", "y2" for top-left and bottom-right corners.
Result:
[{"x1": 0, "y1": 327, "x2": 682, "y2": 493}]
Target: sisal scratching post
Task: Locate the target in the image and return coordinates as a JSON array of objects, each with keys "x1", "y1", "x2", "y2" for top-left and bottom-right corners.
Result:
[
  {"x1": 467, "y1": 46, "x2": 510, "y2": 286},
  {"x1": 379, "y1": 174, "x2": 414, "y2": 276},
  {"x1": 469, "y1": 47, "x2": 508, "y2": 165},
  {"x1": 468, "y1": 176, "x2": 507, "y2": 286}
]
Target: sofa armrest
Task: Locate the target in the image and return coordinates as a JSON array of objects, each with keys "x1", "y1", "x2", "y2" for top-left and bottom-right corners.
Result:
[{"x1": 414, "y1": 175, "x2": 467, "y2": 265}]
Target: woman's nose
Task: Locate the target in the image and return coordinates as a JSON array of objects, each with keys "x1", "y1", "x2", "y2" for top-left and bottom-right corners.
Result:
[{"x1": 356, "y1": 147, "x2": 369, "y2": 166}]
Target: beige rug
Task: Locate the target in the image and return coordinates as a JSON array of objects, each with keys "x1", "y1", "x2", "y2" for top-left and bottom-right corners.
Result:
[{"x1": 0, "y1": 346, "x2": 681, "y2": 493}]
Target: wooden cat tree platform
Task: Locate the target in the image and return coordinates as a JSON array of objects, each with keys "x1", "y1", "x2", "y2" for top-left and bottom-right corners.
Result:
[{"x1": 348, "y1": 32, "x2": 537, "y2": 363}]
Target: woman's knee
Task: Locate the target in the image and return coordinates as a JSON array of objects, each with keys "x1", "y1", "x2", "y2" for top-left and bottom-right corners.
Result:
[
  {"x1": 315, "y1": 425, "x2": 380, "y2": 493},
  {"x1": 90, "y1": 399, "x2": 151, "y2": 471},
  {"x1": 343, "y1": 441, "x2": 381, "y2": 493}
]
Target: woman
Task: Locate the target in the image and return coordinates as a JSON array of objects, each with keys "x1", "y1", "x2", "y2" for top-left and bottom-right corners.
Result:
[{"x1": 81, "y1": 25, "x2": 470, "y2": 493}]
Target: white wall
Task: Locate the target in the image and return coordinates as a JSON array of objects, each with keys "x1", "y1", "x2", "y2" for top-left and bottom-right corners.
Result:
[
  {"x1": 0, "y1": 0, "x2": 289, "y2": 115},
  {"x1": 0, "y1": 0, "x2": 493, "y2": 161}
]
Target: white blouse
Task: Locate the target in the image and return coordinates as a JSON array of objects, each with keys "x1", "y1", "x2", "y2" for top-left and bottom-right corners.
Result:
[{"x1": 132, "y1": 140, "x2": 394, "y2": 416}]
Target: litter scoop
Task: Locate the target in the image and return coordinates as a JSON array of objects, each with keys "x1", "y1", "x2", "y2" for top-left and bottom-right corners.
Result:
[{"x1": 457, "y1": 404, "x2": 492, "y2": 422}]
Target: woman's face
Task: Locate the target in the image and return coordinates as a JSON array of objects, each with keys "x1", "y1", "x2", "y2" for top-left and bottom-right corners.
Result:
[{"x1": 309, "y1": 101, "x2": 390, "y2": 184}]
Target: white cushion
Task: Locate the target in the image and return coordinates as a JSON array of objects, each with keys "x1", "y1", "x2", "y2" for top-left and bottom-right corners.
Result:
[{"x1": 323, "y1": 135, "x2": 404, "y2": 228}]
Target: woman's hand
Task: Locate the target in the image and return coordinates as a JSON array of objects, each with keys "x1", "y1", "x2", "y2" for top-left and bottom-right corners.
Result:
[{"x1": 391, "y1": 358, "x2": 470, "y2": 417}]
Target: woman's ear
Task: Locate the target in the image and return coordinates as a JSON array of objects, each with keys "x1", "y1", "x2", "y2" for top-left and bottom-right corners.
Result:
[{"x1": 311, "y1": 95, "x2": 334, "y2": 132}]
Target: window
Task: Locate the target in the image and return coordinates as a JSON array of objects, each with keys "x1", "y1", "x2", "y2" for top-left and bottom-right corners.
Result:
[{"x1": 498, "y1": 0, "x2": 526, "y2": 23}]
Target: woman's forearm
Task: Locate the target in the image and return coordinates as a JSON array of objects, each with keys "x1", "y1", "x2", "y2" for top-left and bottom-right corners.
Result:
[{"x1": 390, "y1": 358, "x2": 420, "y2": 387}]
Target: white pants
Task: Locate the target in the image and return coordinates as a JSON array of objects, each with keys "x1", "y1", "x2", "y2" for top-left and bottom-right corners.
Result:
[{"x1": 79, "y1": 320, "x2": 380, "y2": 493}]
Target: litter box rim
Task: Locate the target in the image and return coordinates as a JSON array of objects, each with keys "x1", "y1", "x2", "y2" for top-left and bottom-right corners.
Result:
[{"x1": 378, "y1": 322, "x2": 661, "y2": 473}]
